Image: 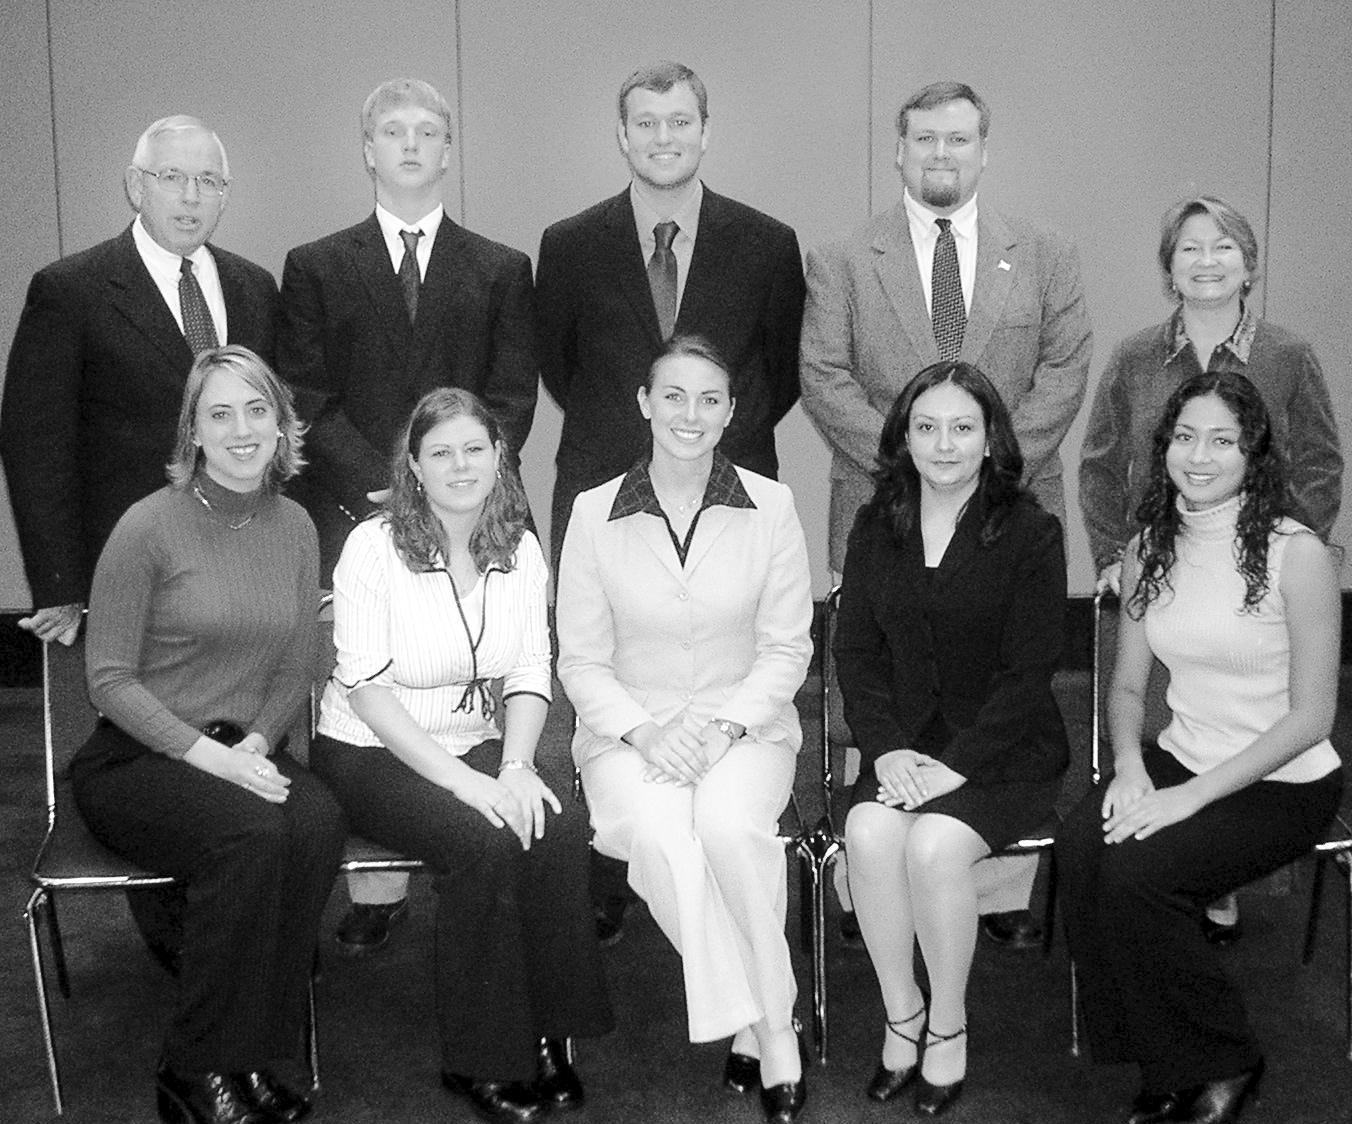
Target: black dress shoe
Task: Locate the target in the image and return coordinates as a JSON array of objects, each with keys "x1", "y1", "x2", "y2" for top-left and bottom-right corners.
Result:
[
  {"x1": 1127, "y1": 1090, "x2": 1183, "y2": 1124},
  {"x1": 535, "y1": 1037, "x2": 584, "y2": 1110},
  {"x1": 236, "y1": 1070, "x2": 312, "y2": 1122},
  {"x1": 1174, "y1": 1059, "x2": 1264, "y2": 1124},
  {"x1": 156, "y1": 1063, "x2": 267, "y2": 1124},
  {"x1": 442, "y1": 1071, "x2": 548, "y2": 1124},
  {"x1": 913, "y1": 1025, "x2": 966, "y2": 1117},
  {"x1": 760, "y1": 1076, "x2": 807, "y2": 1123},
  {"x1": 1200, "y1": 915, "x2": 1243, "y2": 947},
  {"x1": 335, "y1": 899, "x2": 408, "y2": 955},
  {"x1": 723, "y1": 1049, "x2": 760, "y2": 1095},
  {"x1": 978, "y1": 909, "x2": 1042, "y2": 950}
]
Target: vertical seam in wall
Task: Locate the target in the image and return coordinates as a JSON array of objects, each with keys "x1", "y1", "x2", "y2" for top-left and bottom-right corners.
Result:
[
  {"x1": 866, "y1": 0, "x2": 874, "y2": 217},
  {"x1": 454, "y1": 0, "x2": 467, "y2": 227},
  {"x1": 1261, "y1": 0, "x2": 1276, "y2": 321},
  {"x1": 44, "y1": 0, "x2": 65, "y2": 258}
]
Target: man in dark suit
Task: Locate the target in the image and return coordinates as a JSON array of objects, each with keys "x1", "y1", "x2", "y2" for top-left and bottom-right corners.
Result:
[
  {"x1": 800, "y1": 82, "x2": 1093, "y2": 949},
  {"x1": 1, "y1": 114, "x2": 277, "y2": 646},
  {"x1": 536, "y1": 60, "x2": 805, "y2": 576},
  {"x1": 278, "y1": 77, "x2": 537, "y2": 580},
  {"x1": 0, "y1": 115, "x2": 277, "y2": 973},
  {"x1": 277, "y1": 78, "x2": 538, "y2": 955}
]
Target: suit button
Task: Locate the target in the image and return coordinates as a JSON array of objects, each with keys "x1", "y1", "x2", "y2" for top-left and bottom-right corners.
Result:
[{"x1": 677, "y1": 591, "x2": 690, "y2": 601}]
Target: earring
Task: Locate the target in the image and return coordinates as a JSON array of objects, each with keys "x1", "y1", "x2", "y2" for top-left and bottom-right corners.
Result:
[
  {"x1": 495, "y1": 467, "x2": 502, "y2": 480},
  {"x1": 415, "y1": 479, "x2": 424, "y2": 494}
]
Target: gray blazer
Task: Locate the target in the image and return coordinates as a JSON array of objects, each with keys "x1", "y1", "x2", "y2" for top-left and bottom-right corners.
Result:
[{"x1": 799, "y1": 202, "x2": 1092, "y2": 569}]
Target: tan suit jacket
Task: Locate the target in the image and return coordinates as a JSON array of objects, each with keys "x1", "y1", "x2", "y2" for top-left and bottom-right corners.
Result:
[
  {"x1": 556, "y1": 466, "x2": 813, "y2": 766},
  {"x1": 800, "y1": 202, "x2": 1092, "y2": 570}
]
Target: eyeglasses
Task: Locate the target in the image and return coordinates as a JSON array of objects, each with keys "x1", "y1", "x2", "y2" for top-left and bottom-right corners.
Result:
[{"x1": 136, "y1": 168, "x2": 229, "y2": 196}]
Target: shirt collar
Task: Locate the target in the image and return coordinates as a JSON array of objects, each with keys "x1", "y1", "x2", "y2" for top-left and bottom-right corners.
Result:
[
  {"x1": 903, "y1": 189, "x2": 979, "y2": 242},
  {"x1": 132, "y1": 215, "x2": 213, "y2": 275},
  {"x1": 374, "y1": 201, "x2": 444, "y2": 252},
  {"x1": 630, "y1": 179, "x2": 703, "y2": 248},
  {"x1": 1166, "y1": 301, "x2": 1257, "y2": 365},
  {"x1": 608, "y1": 451, "x2": 755, "y2": 521}
]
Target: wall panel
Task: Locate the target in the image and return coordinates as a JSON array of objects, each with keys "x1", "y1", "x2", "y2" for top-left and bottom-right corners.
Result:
[{"x1": 1268, "y1": 0, "x2": 1352, "y2": 555}]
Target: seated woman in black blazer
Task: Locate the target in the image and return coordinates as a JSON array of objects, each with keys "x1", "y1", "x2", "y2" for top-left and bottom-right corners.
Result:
[{"x1": 835, "y1": 361, "x2": 1069, "y2": 1117}]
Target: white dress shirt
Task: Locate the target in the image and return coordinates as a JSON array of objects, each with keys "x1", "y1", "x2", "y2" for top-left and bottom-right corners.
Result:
[
  {"x1": 131, "y1": 216, "x2": 227, "y2": 342},
  {"x1": 903, "y1": 189, "x2": 979, "y2": 315},
  {"x1": 631, "y1": 180, "x2": 703, "y2": 315},
  {"x1": 375, "y1": 202, "x2": 444, "y2": 280}
]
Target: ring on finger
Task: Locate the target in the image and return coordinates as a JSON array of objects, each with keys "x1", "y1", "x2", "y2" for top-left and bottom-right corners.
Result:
[{"x1": 253, "y1": 765, "x2": 267, "y2": 778}]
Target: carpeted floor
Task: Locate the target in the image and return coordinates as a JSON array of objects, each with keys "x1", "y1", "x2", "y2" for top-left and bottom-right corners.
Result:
[{"x1": 1, "y1": 660, "x2": 1349, "y2": 1124}]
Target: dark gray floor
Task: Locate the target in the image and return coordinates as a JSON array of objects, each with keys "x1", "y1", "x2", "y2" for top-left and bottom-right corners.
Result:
[{"x1": 2, "y1": 669, "x2": 1349, "y2": 1124}]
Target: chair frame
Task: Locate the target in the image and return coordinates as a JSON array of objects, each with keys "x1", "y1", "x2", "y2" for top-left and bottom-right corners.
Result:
[{"x1": 804, "y1": 585, "x2": 1076, "y2": 1064}]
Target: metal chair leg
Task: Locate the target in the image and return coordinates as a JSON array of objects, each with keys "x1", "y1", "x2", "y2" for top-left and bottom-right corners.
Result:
[
  {"x1": 305, "y1": 968, "x2": 320, "y2": 1093},
  {"x1": 1068, "y1": 956, "x2": 1081, "y2": 1058},
  {"x1": 1341, "y1": 853, "x2": 1352, "y2": 1062},
  {"x1": 797, "y1": 815, "x2": 840, "y2": 1065},
  {"x1": 25, "y1": 887, "x2": 66, "y2": 1115}
]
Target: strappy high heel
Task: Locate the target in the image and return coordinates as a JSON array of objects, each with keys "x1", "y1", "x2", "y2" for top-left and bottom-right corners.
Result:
[
  {"x1": 865, "y1": 1004, "x2": 926, "y2": 1102},
  {"x1": 914, "y1": 1024, "x2": 966, "y2": 1117}
]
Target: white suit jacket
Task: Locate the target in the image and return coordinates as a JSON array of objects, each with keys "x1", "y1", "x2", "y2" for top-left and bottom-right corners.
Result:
[{"x1": 556, "y1": 464, "x2": 813, "y2": 767}]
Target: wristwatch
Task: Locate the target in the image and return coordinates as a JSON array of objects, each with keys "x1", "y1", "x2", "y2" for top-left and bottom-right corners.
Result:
[{"x1": 711, "y1": 718, "x2": 745, "y2": 741}]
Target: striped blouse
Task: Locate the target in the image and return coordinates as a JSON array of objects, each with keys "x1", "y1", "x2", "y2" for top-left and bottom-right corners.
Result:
[{"x1": 317, "y1": 517, "x2": 552, "y2": 755}]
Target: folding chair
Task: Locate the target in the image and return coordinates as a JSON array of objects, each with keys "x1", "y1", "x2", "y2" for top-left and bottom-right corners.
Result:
[
  {"x1": 1093, "y1": 589, "x2": 1352, "y2": 1061},
  {"x1": 804, "y1": 585, "x2": 1070, "y2": 1063}
]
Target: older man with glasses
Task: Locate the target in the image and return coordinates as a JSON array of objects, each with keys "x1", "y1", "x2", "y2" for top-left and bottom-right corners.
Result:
[{"x1": 0, "y1": 113, "x2": 278, "y2": 972}]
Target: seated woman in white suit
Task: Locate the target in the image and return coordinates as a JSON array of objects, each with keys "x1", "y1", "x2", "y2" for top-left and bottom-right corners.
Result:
[{"x1": 556, "y1": 335, "x2": 814, "y2": 1124}]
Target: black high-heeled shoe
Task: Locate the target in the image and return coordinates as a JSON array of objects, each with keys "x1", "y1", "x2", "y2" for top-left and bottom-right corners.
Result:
[
  {"x1": 155, "y1": 1063, "x2": 267, "y2": 1124},
  {"x1": 913, "y1": 1024, "x2": 966, "y2": 1117},
  {"x1": 1175, "y1": 1058, "x2": 1264, "y2": 1124},
  {"x1": 722, "y1": 1049, "x2": 760, "y2": 1095},
  {"x1": 866, "y1": 1003, "x2": 926, "y2": 1102},
  {"x1": 535, "y1": 1037, "x2": 584, "y2": 1111},
  {"x1": 757, "y1": 1018, "x2": 809, "y2": 1123},
  {"x1": 235, "y1": 1070, "x2": 312, "y2": 1122}
]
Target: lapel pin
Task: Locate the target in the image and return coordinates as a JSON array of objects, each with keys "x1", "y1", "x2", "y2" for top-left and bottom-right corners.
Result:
[{"x1": 998, "y1": 260, "x2": 1012, "y2": 271}]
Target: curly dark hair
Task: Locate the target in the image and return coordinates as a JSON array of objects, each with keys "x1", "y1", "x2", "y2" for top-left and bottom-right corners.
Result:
[
  {"x1": 383, "y1": 388, "x2": 531, "y2": 573},
  {"x1": 1127, "y1": 371, "x2": 1290, "y2": 617},
  {"x1": 861, "y1": 361, "x2": 1027, "y2": 546}
]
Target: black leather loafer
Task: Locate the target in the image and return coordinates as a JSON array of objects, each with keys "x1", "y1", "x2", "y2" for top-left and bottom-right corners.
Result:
[
  {"x1": 978, "y1": 909, "x2": 1042, "y2": 950},
  {"x1": 723, "y1": 1049, "x2": 760, "y2": 1095},
  {"x1": 335, "y1": 899, "x2": 408, "y2": 955},
  {"x1": 236, "y1": 1070, "x2": 312, "y2": 1122},
  {"x1": 442, "y1": 1071, "x2": 548, "y2": 1124},
  {"x1": 156, "y1": 1063, "x2": 267, "y2": 1124},
  {"x1": 535, "y1": 1037, "x2": 584, "y2": 1110}
]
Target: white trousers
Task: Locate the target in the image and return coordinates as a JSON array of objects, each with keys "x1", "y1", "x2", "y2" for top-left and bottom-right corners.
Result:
[{"x1": 583, "y1": 739, "x2": 797, "y2": 1042}]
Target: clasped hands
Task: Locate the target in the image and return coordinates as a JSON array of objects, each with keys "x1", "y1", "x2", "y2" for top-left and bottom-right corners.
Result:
[
  {"x1": 19, "y1": 602, "x2": 83, "y2": 646},
  {"x1": 1100, "y1": 758, "x2": 1200, "y2": 843},
  {"x1": 186, "y1": 731, "x2": 291, "y2": 803},
  {"x1": 456, "y1": 765, "x2": 562, "y2": 851},
  {"x1": 629, "y1": 713, "x2": 733, "y2": 786},
  {"x1": 874, "y1": 749, "x2": 965, "y2": 810}
]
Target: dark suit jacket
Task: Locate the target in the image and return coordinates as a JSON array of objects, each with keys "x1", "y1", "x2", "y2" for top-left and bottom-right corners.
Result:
[
  {"x1": 801, "y1": 203, "x2": 1092, "y2": 570},
  {"x1": 536, "y1": 186, "x2": 805, "y2": 548},
  {"x1": 0, "y1": 226, "x2": 278, "y2": 608},
  {"x1": 276, "y1": 212, "x2": 537, "y2": 568},
  {"x1": 834, "y1": 491, "x2": 1068, "y2": 784}
]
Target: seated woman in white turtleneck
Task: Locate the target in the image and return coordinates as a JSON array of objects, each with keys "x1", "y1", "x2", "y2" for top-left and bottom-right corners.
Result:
[{"x1": 1058, "y1": 370, "x2": 1343, "y2": 1124}]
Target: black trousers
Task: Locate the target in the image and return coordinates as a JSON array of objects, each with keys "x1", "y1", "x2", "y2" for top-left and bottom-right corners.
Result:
[
  {"x1": 310, "y1": 733, "x2": 614, "y2": 1080},
  {"x1": 72, "y1": 722, "x2": 347, "y2": 1073},
  {"x1": 1057, "y1": 745, "x2": 1342, "y2": 1092}
]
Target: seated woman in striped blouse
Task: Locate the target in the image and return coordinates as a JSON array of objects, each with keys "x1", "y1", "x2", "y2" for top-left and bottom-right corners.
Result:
[{"x1": 310, "y1": 388, "x2": 612, "y2": 1124}]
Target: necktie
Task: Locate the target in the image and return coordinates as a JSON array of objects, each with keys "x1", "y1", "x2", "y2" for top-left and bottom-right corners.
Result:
[
  {"x1": 647, "y1": 221, "x2": 679, "y2": 339},
  {"x1": 178, "y1": 257, "x2": 218, "y2": 354},
  {"x1": 931, "y1": 218, "x2": 966, "y2": 361},
  {"x1": 398, "y1": 229, "x2": 423, "y2": 321}
]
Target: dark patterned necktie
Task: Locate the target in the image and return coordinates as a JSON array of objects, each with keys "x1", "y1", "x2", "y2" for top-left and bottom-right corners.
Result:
[
  {"x1": 398, "y1": 228, "x2": 423, "y2": 321},
  {"x1": 931, "y1": 218, "x2": 966, "y2": 361},
  {"x1": 648, "y1": 221, "x2": 679, "y2": 339},
  {"x1": 178, "y1": 257, "x2": 218, "y2": 354}
]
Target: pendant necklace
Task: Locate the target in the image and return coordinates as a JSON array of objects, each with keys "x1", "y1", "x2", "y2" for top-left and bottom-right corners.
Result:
[{"x1": 192, "y1": 483, "x2": 256, "y2": 531}]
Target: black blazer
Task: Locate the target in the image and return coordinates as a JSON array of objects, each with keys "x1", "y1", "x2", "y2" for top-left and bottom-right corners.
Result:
[
  {"x1": 276, "y1": 213, "x2": 537, "y2": 559},
  {"x1": 0, "y1": 226, "x2": 277, "y2": 608},
  {"x1": 835, "y1": 491, "x2": 1068, "y2": 784},
  {"x1": 536, "y1": 187, "x2": 805, "y2": 516}
]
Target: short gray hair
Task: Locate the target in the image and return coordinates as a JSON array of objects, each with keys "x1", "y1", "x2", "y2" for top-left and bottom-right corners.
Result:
[{"x1": 130, "y1": 115, "x2": 230, "y2": 178}]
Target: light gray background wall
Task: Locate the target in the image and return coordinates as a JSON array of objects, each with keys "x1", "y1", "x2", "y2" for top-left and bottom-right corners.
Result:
[{"x1": 2, "y1": 0, "x2": 1348, "y2": 602}]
